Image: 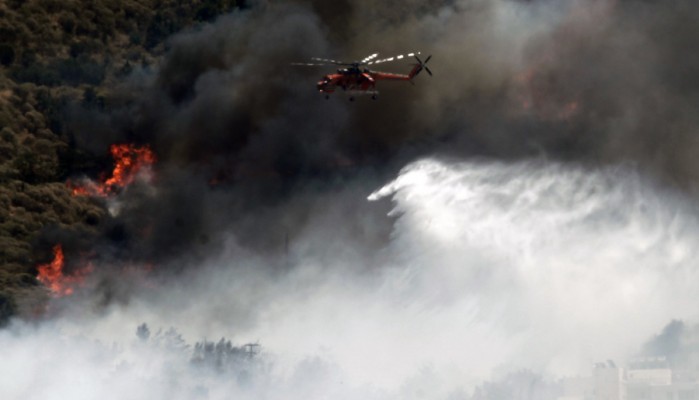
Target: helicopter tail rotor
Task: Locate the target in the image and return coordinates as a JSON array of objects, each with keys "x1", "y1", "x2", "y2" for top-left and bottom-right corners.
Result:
[{"x1": 409, "y1": 55, "x2": 433, "y2": 79}]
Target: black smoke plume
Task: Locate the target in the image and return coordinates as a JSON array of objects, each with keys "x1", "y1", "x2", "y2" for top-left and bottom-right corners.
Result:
[{"x1": 59, "y1": 0, "x2": 699, "y2": 276}]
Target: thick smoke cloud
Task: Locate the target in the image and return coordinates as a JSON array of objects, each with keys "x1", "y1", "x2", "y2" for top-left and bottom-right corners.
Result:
[
  {"x1": 66, "y1": 3, "x2": 361, "y2": 264},
  {"x1": 303, "y1": 0, "x2": 699, "y2": 182},
  {"x1": 63, "y1": 0, "x2": 699, "y2": 267}
]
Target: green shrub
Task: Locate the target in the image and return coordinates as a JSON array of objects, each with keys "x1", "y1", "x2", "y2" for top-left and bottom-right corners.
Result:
[
  {"x1": 58, "y1": 13, "x2": 76, "y2": 34},
  {"x1": 0, "y1": 143, "x2": 15, "y2": 163},
  {"x1": 13, "y1": 149, "x2": 39, "y2": 182},
  {"x1": 53, "y1": 56, "x2": 106, "y2": 85},
  {"x1": 69, "y1": 40, "x2": 98, "y2": 57},
  {"x1": 0, "y1": 23, "x2": 19, "y2": 43},
  {"x1": 34, "y1": 90, "x2": 67, "y2": 134},
  {"x1": 0, "y1": 111, "x2": 18, "y2": 133},
  {"x1": 11, "y1": 63, "x2": 61, "y2": 86},
  {"x1": 32, "y1": 153, "x2": 59, "y2": 182},
  {"x1": 15, "y1": 273, "x2": 37, "y2": 288},
  {"x1": 11, "y1": 192, "x2": 45, "y2": 213},
  {"x1": 0, "y1": 235, "x2": 31, "y2": 262},
  {"x1": 19, "y1": 50, "x2": 37, "y2": 67},
  {"x1": 42, "y1": 0, "x2": 65, "y2": 13},
  {"x1": 0, "y1": 127, "x2": 16, "y2": 144}
]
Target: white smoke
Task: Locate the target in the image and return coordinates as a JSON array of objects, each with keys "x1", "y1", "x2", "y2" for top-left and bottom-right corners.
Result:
[{"x1": 4, "y1": 158, "x2": 699, "y2": 399}]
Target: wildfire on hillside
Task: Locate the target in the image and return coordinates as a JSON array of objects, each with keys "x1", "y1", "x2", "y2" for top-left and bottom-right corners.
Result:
[
  {"x1": 68, "y1": 144, "x2": 157, "y2": 197},
  {"x1": 36, "y1": 245, "x2": 93, "y2": 297}
]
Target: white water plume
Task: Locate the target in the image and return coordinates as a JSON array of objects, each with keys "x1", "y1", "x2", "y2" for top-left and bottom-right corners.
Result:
[{"x1": 368, "y1": 158, "x2": 699, "y2": 376}]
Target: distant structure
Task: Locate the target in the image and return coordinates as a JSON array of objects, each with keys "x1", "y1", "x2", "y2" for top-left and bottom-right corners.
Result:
[
  {"x1": 594, "y1": 360, "x2": 626, "y2": 400},
  {"x1": 558, "y1": 356, "x2": 699, "y2": 400},
  {"x1": 243, "y1": 343, "x2": 260, "y2": 359}
]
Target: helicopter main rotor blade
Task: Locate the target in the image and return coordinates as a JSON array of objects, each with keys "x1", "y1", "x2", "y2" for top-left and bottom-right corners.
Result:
[
  {"x1": 296, "y1": 52, "x2": 427, "y2": 68},
  {"x1": 361, "y1": 53, "x2": 379, "y2": 64},
  {"x1": 311, "y1": 57, "x2": 353, "y2": 66},
  {"x1": 368, "y1": 52, "x2": 421, "y2": 66}
]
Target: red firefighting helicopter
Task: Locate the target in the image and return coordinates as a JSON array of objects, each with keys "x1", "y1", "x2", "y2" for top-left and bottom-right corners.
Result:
[{"x1": 293, "y1": 52, "x2": 432, "y2": 101}]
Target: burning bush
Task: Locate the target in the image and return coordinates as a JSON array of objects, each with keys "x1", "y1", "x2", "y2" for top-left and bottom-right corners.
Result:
[
  {"x1": 69, "y1": 143, "x2": 156, "y2": 197},
  {"x1": 36, "y1": 244, "x2": 92, "y2": 297}
]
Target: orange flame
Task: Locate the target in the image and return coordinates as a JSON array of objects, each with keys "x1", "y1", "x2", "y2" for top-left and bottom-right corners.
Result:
[
  {"x1": 67, "y1": 182, "x2": 91, "y2": 197},
  {"x1": 103, "y1": 144, "x2": 157, "y2": 192},
  {"x1": 69, "y1": 144, "x2": 156, "y2": 197},
  {"x1": 36, "y1": 245, "x2": 93, "y2": 297}
]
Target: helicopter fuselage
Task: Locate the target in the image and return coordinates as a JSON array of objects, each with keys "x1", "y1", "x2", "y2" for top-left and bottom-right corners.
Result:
[
  {"x1": 316, "y1": 65, "x2": 422, "y2": 96},
  {"x1": 317, "y1": 69, "x2": 376, "y2": 94}
]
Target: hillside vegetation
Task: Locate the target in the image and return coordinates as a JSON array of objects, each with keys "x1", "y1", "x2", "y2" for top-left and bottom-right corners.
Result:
[{"x1": 0, "y1": 0, "x2": 245, "y2": 324}]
